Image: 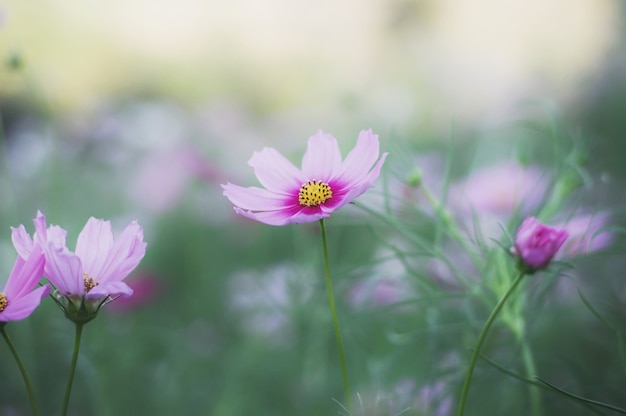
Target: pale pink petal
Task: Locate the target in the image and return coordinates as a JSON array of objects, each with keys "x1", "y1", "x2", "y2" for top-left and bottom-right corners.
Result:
[
  {"x1": 75, "y1": 218, "x2": 115, "y2": 278},
  {"x1": 323, "y1": 182, "x2": 372, "y2": 212},
  {"x1": 46, "y1": 225, "x2": 68, "y2": 248},
  {"x1": 0, "y1": 285, "x2": 50, "y2": 322},
  {"x1": 335, "y1": 129, "x2": 382, "y2": 186},
  {"x1": 33, "y1": 210, "x2": 48, "y2": 246},
  {"x1": 248, "y1": 147, "x2": 304, "y2": 194},
  {"x1": 4, "y1": 247, "x2": 44, "y2": 299},
  {"x1": 234, "y1": 206, "x2": 306, "y2": 226},
  {"x1": 324, "y1": 153, "x2": 387, "y2": 210},
  {"x1": 44, "y1": 245, "x2": 84, "y2": 296},
  {"x1": 222, "y1": 183, "x2": 294, "y2": 211},
  {"x1": 287, "y1": 209, "x2": 331, "y2": 224},
  {"x1": 86, "y1": 281, "x2": 133, "y2": 299},
  {"x1": 301, "y1": 131, "x2": 343, "y2": 180},
  {"x1": 97, "y1": 221, "x2": 146, "y2": 283},
  {"x1": 11, "y1": 225, "x2": 35, "y2": 259},
  {"x1": 361, "y1": 152, "x2": 389, "y2": 185}
]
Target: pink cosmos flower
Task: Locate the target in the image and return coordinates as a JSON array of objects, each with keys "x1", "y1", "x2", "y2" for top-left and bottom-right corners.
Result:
[
  {"x1": 0, "y1": 246, "x2": 50, "y2": 322},
  {"x1": 222, "y1": 129, "x2": 388, "y2": 226},
  {"x1": 12, "y1": 211, "x2": 147, "y2": 302},
  {"x1": 513, "y1": 216, "x2": 568, "y2": 271}
]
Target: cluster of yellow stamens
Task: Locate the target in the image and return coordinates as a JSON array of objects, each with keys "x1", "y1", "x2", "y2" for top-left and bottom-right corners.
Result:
[
  {"x1": 298, "y1": 180, "x2": 333, "y2": 207},
  {"x1": 83, "y1": 273, "x2": 99, "y2": 293},
  {"x1": 0, "y1": 293, "x2": 7, "y2": 312}
]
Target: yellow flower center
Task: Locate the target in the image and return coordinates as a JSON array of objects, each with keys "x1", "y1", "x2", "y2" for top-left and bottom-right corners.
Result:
[
  {"x1": 298, "y1": 180, "x2": 333, "y2": 207},
  {"x1": 0, "y1": 293, "x2": 7, "y2": 312},
  {"x1": 84, "y1": 273, "x2": 99, "y2": 293}
]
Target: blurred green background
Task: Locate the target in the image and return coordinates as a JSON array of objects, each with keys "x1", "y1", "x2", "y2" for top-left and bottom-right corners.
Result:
[{"x1": 1, "y1": 1, "x2": 626, "y2": 415}]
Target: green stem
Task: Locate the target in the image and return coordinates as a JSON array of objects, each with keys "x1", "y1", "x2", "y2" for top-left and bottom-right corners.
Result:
[
  {"x1": 520, "y1": 337, "x2": 542, "y2": 416},
  {"x1": 0, "y1": 326, "x2": 39, "y2": 416},
  {"x1": 319, "y1": 219, "x2": 352, "y2": 413},
  {"x1": 457, "y1": 271, "x2": 525, "y2": 416},
  {"x1": 61, "y1": 323, "x2": 84, "y2": 416},
  {"x1": 420, "y1": 184, "x2": 482, "y2": 268}
]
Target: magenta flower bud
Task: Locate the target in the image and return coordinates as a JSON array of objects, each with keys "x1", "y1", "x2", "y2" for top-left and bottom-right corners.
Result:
[{"x1": 513, "y1": 216, "x2": 569, "y2": 272}]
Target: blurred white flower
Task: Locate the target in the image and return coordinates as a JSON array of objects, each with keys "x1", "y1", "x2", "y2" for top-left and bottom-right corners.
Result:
[{"x1": 228, "y1": 263, "x2": 313, "y2": 343}]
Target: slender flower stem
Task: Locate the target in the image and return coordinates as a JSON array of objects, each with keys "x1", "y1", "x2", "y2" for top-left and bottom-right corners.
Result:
[
  {"x1": 457, "y1": 271, "x2": 525, "y2": 416},
  {"x1": 319, "y1": 219, "x2": 352, "y2": 413},
  {"x1": 0, "y1": 326, "x2": 39, "y2": 416},
  {"x1": 520, "y1": 336, "x2": 542, "y2": 416},
  {"x1": 61, "y1": 323, "x2": 84, "y2": 416}
]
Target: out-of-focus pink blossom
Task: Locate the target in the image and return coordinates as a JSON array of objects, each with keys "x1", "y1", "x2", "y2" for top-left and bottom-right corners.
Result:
[
  {"x1": 348, "y1": 276, "x2": 411, "y2": 308},
  {"x1": 105, "y1": 273, "x2": 162, "y2": 313},
  {"x1": 0, "y1": 246, "x2": 50, "y2": 322},
  {"x1": 513, "y1": 217, "x2": 568, "y2": 271},
  {"x1": 413, "y1": 380, "x2": 453, "y2": 416},
  {"x1": 222, "y1": 129, "x2": 388, "y2": 225},
  {"x1": 129, "y1": 147, "x2": 222, "y2": 213},
  {"x1": 556, "y1": 212, "x2": 613, "y2": 257},
  {"x1": 450, "y1": 162, "x2": 548, "y2": 217}
]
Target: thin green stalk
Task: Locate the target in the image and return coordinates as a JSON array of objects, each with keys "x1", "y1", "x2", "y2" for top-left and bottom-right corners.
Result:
[
  {"x1": 457, "y1": 271, "x2": 525, "y2": 416},
  {"x1": 61, "y1": 323, "x2": 84, "y2": 416},
  {"x1": 420, "y1": 184, "x2": 483, "y2": 273},
  {"x1": 520, "y1": 334, "x2": 542, "y2": 416},
  {"x1": 0, "y1": 326, "x2": 39, "y2": 416},
  {"x1": 319, "y1": 219, "x2": 352, "y2": 413}
]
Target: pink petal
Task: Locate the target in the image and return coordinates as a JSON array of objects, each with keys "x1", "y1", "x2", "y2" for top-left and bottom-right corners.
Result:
[
  {"x1": 86, "y1": 281, "x2": 133, "y2": 299},
  {"x1": 287, "y1": 209, "x2": 331, "y2": 224},
  {"x1": 46, "y1": 225, "x2": 68, "y2": 249},
  {"x1": 248, "y1": 147, "x2": 304, "y2": 194},
  {"x1": 11, "y1": 224, "x2": 35, "y2": 259},
  {"x1": 0, "y1": 285, "x2": 51, "y2": 322},
  {"x1": 324, "y1": 182, "x2": 372, "y2": 212},
  {"x1": 4, "y1": 246, "x2": 44, "y2": 299},
  {"x1": 234, "y1": 206, "x2": 308, "y2": 226},
  {"x1": 75, "y1": 217, "x2": 115, "y2": 278},
  {"x1": 361, "y1": 152, "x2": 389, "y2": 185},
  {"x1": 222, "y1": 183, "x2": 294, "y2": 211},
  {"x1": 97, "y1": 221, "x2": 146, "y2": 283},
  {"x1": 44, "y1": 245, "x2": 84, "y2": 296},
  {"x1": 33, "y1": 210, "x2": 48, "y2": 246},
  {"x1": 335, "y1": 129, "x2": 382, "y2": 187},
  {"x1": 301, "y1": 131, "x2": 343, "y2": 180}
]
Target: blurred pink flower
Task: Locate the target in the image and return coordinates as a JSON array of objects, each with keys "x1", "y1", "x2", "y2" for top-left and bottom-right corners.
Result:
[
  {"x1": 129, "y1": 147, "x2": 222, "y2": 213},
  {"x1": 513, "y1": 217, "x2": 568, "y2": 271},
  {"x1": 105, "y1": 273, "x2": 162, "y2": 313},
  {"x1": 348, "y1": 276, "x2": 411, "y2": 308},
  {"x1": 450, "y1": 162, "x2": 548, "y2": 217},
  {"x1": 0, "y1": 246, "x2": 50, "y2": 322},
  {"x1": 12, "y1": 211, "x2": 147, "y2": 302},
  {"x1": 222, "y1": 129, "x2": 388, "y2": 225},
  {"x1": 413, "y1": 380, "x2": 453, "y2": 416},
  {"x1": 556, "y1": 212, "x2": 613, "y2": 257}
]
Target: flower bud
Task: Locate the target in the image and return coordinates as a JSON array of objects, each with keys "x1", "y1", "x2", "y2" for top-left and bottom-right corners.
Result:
[{"x1": 513, "y1": 216, "x2": 568, "y2": 273}]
